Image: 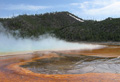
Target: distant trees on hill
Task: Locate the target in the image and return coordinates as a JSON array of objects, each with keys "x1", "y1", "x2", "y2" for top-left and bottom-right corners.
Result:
[{"x1": 0, "y1": 11, "x2": 120, "y2": 42}]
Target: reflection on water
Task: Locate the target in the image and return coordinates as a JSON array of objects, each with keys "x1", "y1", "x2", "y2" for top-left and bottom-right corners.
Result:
[{"x1": 21, "y1": 54, "x2": 120, "y2": 74}]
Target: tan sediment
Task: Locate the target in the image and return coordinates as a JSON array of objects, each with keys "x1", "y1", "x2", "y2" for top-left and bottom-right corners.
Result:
[
  {"x1": 58, "y1": 45, "x2": 120, "y2": 57},
  {"x1": 1, "y1": 45, "x2": 120, "y2": 82},
  {"x1": 0, "y1": 51, "x2": 34, "y2": 56}
]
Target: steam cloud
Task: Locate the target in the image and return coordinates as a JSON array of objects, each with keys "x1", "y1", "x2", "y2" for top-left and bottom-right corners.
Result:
[{"x1": 0, "y1": 23, "x2": 106, "y2": 53}]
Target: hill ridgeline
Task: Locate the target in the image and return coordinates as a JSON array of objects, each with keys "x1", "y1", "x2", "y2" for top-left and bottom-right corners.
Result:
[{"x1": 0, "y1": 11, "x2": 120, "y2": 42}]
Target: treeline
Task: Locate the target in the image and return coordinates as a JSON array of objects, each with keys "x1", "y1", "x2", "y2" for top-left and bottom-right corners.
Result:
[
  {"x1": 55, "y1": 17, "x2": 120, "y2": 41},
  {"x1": 0, "y1": 12, "x2": 120, "y2": 42},
  {"x1": 0, "y1": 11, "x2": 79, "y2": 38}
]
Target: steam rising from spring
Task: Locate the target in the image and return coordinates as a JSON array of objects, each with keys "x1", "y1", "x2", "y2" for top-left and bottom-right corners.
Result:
[{"x1": 0, "y1": 23, "x2": 106, "y2": 53}]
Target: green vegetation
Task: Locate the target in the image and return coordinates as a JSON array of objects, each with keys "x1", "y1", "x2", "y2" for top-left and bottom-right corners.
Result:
[
  {"x1": 0, "y1": 11, "x2": 120, "y2": 42},
  {"x1": 55, "y1": 18, "x2": 120, "y2": 41}
]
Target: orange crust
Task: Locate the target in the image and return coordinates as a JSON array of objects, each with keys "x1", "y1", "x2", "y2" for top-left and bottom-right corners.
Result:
[{"x1": 1, "y1": 46, "x2": 120, "y2": 82}]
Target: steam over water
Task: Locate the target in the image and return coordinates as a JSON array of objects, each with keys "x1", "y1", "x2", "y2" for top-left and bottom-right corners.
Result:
[{"x1": 0, "y1": 23, "x2": 105, "y2": 53}]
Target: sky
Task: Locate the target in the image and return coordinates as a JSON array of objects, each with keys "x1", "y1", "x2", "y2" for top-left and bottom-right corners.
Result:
[{"x1": 0, "y1": 0, "x2": 120, "y2": 20}]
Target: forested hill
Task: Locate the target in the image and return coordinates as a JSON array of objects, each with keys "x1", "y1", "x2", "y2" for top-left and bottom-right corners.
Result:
[
  {"x1": 55, "y1": 17, "x2": 120, "y2": 41},
  {"x1": 0, "y1": 11, "x2": 120, "y2": 42},
  {"x1": 0, "y1": 11, "x2": 83, "y2": 38}
]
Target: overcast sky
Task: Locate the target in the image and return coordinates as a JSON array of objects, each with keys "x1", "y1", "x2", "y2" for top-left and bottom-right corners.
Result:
[{"x1": 0, "y1": 0, "x2": 120, "y2": 20}]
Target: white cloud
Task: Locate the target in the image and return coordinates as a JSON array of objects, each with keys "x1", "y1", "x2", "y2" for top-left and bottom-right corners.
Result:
[
  {"x1": 70, "y1": 0, "x2": 120, "y2": 19},
  {"x1": 87, "y1": 1, "x2": 120, "y2": 15},
  {"x1": 3, "y1": 4, "x2": 51, "y2": 11},
  {"x1": 0, "y1": 14, "x2": 19, "y2": 18}
]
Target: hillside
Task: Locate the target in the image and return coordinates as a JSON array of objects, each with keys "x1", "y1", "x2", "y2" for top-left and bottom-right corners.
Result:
[
  {"x1": 0, "y1": 12, "x2": 120, "y2": 41},
  {"x1": 55, "y1": 18, "x2": 120, "y2": 41},
  {"x1": 0, "y1": 11, "x2": 83, "y2": 38}
]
